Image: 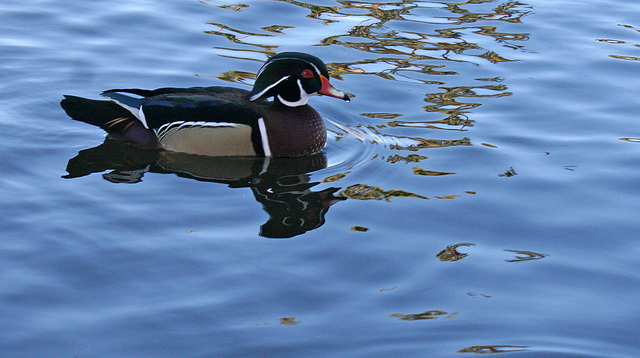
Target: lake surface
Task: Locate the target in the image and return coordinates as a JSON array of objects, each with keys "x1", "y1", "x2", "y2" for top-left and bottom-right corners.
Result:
[{"x1": 2, "y1": 0, "x2": 640, "y2": 356}]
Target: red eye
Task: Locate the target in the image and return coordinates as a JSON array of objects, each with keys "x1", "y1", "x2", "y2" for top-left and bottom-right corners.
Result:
[{"x1": 301, "y1": 69, "x2": 314, "y2": 78}]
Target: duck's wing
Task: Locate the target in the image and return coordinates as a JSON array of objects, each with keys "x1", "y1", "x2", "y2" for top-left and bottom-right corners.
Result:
[{"x1": 101, "y1": 87, "x2": 262, "y2": 129}]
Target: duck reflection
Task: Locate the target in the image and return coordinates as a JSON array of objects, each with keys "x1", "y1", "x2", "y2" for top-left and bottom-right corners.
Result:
[{"x1": 64, "y1": 138, "x2": 345, "y2": 239}]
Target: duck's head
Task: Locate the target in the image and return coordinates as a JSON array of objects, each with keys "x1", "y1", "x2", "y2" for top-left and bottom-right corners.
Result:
[{"x1": 249, "y1": 52, "x2": 350, "y2": 107}]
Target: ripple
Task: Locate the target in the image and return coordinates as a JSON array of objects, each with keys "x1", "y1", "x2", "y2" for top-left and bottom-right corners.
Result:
[
  {"x1": 323, "y1": 118, "x2": 434, "y2": 177},
  {"x1": 328, "y1": 119, "x2": 429, "y2": 151}
]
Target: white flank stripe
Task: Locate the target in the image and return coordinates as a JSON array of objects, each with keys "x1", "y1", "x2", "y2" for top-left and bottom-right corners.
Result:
[{"x1": 258, "y1": 117, "x2": 271, "y2": 157}]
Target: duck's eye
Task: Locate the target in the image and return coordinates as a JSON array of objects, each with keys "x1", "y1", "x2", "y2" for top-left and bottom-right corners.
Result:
[{"x1": 301, "y1": 69, "x2": 314, "y2": 78}]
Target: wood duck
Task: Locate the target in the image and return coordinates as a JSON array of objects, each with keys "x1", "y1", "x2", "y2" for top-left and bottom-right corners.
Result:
[{"x1": 61, "y1": 52, "x2": 350, "y2": 157}]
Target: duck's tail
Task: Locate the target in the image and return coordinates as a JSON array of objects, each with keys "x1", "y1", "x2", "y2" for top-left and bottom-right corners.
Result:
[{"x1": 61, "y1": 95, "x2": 158, "y2": 148}]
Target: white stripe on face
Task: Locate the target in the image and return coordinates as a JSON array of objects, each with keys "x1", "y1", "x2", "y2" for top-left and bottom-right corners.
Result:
[{"x1": 249, "y1": 75, "x2": 290, "y2": 102}]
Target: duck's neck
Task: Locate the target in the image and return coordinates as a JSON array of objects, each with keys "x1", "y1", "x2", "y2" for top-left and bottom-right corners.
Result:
[{"x1": 263, "y1": 102, "x2": 327, "y2": 157}]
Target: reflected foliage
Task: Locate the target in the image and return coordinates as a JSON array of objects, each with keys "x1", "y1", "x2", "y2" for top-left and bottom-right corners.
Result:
[
  {"x1": 340, "y1": 183, "x2": 429, "y2": 201},
  {"x1": 337, "y1": 182, "x2": 473, "y2": 201},
  {"x1": 205, "y1": 23, "x2": 279, "y2": 55},
  {"x1": 504, "y1": 249, "x2": 547, "y2": 262},
  {"x1": 205, "y1": 0, "x2": 530, "y2": 140},
  {"x1": 66, "y1": 0, "x2": 535, "y2": 223},
  {"x1": 279, "y1": 317, "x2": 302, "y2": 325},
  {"x1": 387, "y1": 153, "x2": 428, "y2": 163},
  {"x1": 597, "y1": 24, "x2": 640, "y2": 62},
  {"x1": 215, "y1": 3, "x2": 249, "y2": 12},
  {"x1": 498, "y1": 166, "x2": 517, "y2": 177},
  {"x1": 437, "y1": 243, "x2": 474, "y2": 261},
  {"x1": 457, "y1": 345, "x2": 528, "y2": 353},
  {"x1": 620, "y1": 137, "x2": 640, "y2": 143},
  {"x1": 64, "y1": 138, "x2": 344, "y2": 239},
  {"x1": 199, "y1": 0, "x2": 533, "y2": 198},
  {"x1": 389, "y1": 309, "x2": 458, "y2": 321},
  {"x1": 467, "y1": 292, "x2": 492, "y2": 299},
  {"x1": 412, "y1": 167, "x2": 456, "y2": 176}
]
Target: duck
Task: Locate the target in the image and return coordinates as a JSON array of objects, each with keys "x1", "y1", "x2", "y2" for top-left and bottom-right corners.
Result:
[{"x1": 61, "y1": 52, "x2": 350, "y2": 157}]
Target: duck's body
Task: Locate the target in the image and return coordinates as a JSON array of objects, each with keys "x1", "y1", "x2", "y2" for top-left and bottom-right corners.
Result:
[{"x1": 61, "y1": 52, "x2": 349, "y2": 157}]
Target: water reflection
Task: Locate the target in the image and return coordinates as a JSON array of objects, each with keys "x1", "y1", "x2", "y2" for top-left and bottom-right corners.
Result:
[
  {"x1": 208, "y1": 0, "x2": 531, "y2": 79},
  {"x1": 64, "y1": 139, "x2": 344, "y2": 238},
  {"x1": 597, "y1": 24, "x2": 640, "y2": 62},
  {"x1": 504, "y1": 249, "x2": 547, "y2": 262},
  {"x1": 389, "y1": 309, "x2": 458, "y2": 321},
  {"x1": 278, "y1": 317, "x2": 302, "y2": 325},
  {"x1": 340, "y1": 183, "x2": 429, "y2": 200},
  {"x1": 64, "y1": 0, "x2": 532, "y2": 232},
  {"x1": 205, "y1": 0, "x2": 530, "y2": 171},
  {"x1": 436, "y1": 244, "x2": 547, "y2": 263},
  {"x1": 436, "y1": 243, "x2": 474, "y2": 261},
  {"x1": 499, "y1": 166, "x2": 517, "y2": 177},
  {"x1": 457, "y1": 345, "x2": 528, "y2": 354}
]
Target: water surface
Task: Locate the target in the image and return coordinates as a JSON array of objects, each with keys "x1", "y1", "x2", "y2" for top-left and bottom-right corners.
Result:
[{"x1": 2, "y1": 0, "x2": 640, "y2": 357}]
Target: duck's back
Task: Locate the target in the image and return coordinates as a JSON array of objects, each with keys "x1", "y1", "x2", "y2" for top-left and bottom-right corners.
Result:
[
  {"x1": 104, "y1": 86, "x2": 268, "y2": 128},
  {"x1": 104, "y1": 86, "x2": 277, "y2": 156}
]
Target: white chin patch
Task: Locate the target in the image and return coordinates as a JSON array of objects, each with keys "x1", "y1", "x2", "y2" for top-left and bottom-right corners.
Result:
[{"x1": 277, "y1": 79, "x2": 311, "y2": 107}]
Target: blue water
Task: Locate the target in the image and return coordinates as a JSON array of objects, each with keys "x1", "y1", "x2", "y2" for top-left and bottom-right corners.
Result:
[{"x1": 2, "y1": 0, "x2": 640, "y2": 357}]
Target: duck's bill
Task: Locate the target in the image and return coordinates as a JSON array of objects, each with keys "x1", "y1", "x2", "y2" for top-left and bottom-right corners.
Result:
[{"x1": 319, "y1": 75, "x2": 350, "y2": 102}]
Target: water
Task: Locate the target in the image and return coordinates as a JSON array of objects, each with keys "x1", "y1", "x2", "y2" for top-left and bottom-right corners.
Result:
[{"x1": 2, "y1": 0, "x2": 640, "y2": 356}]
